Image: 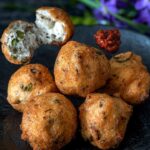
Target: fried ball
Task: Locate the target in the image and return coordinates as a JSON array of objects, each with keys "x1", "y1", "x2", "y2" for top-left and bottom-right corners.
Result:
[
  {"x1": 1, "y1": 20, "x2": 39, "y2": 64},
  {"x1": 79, "y1": 93, "x2": 133, "y2": 150},
  {"x1": 35, "y1": 7, "x2": 74, "y2": 45},
  {"x1": 105, "y1": 51, "x2": 150, "y2": 104},
  {"x1": 21, "y1": 93, "x2": 77, "y2": 150},
  {"x1": 7, "y1": 64, "x2": 57, "y2": 112},
  {"x1": 1, "y1": 7, "x2": 73, "y2": 65},
  {"x1": 54, "y1": 41, "x2": 110, "y2": 97}
]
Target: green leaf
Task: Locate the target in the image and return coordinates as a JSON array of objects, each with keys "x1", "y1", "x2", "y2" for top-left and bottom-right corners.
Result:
[
  {"x1": 119, "y1": 9, "x2": 137, "y2": 18},
  {"x1": 71, "y1": 14, "x2": 97, "y2": 25},
  {"x1": 119, "y1": 9, "x2": 126, "y2": 15},
  {"x1": 127, "y1": 10, "x2": 137, "y2": 18},
  {"x1": 78, "y1": 0, "x2": 100, "y2": 8},
  {"x1": 71, "y1": 10, "x2": 97, "y2": 25}
]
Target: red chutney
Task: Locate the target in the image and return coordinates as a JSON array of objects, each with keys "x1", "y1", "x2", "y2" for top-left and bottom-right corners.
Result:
[{"x1": 94, "y1": 29, "x2": 121, "y2": 52}]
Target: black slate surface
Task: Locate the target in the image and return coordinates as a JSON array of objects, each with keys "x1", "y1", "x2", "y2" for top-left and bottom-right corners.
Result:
[{"x1": 0, "y1": 26, "x2": 150, "y2": 150}]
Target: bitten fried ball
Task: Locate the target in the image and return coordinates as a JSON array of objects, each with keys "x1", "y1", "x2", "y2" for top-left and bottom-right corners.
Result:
[
  {"x1": 35, "y1": 7, "x2": 74, "y2": 45},
  {"x1": 21, "y1": 93, "x2": 77, "y2": 150},
  {"x1": 105, "y1": 51, "x2": 150, "y2": 104},
  {"x1": 7, "y1": 64, "x2": 57, "y2": 112},
  {"x1": 54, "y1": 41, "x2": 110, "y2": 97},
  {"x1": 79, "y1": 93, "x2": 132, "y2": 150},
  {"x1": 1, "y1": 20, "x2": 39, "y2": 64}
]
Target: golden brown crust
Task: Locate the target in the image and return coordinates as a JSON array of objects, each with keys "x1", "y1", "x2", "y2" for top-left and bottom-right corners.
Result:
[
  {"x1": 7, "y1": 64, "x2": 57, "y2": 112},
  {"x1": 54, "y1": 41, "x2": 110, "y2": 97},
  {"x1": 104, "y1": 51, "x2": 150, "y2": 104},
  {"x1": 36, "y1": 7, "x2": 74, "y2": 45},
  {"x1": 1, "y1": 20, "x2": 34, "y2": 64},
  {"x1": 79, "y1": 93, "x2": 133, "y2": 149},
  {"x1": 21, "y1": 93, "x2": 77, "y2": 150}
]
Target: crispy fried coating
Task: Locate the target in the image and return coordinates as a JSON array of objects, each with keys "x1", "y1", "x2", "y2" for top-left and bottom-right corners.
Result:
[
  {"x1": 105, "y1": 51, "x2": 150, "y2": 104},
  {"x1": 21, "y1": 93, "x2": 77, "y2": 150},
  {"x1": 79, "y1": 93, "x2": 132, "y2": 150},
  {"x1": 7, "y1": 64, "x2": 57, "y2": 112},
  {"x1": 54, "y1": 41, "x2": 110, "y2": 97}
]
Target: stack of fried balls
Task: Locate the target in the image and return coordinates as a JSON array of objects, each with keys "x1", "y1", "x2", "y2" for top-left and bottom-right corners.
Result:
[{"x1": 1, "y1": 6, "x2": 150, "y2": 150}]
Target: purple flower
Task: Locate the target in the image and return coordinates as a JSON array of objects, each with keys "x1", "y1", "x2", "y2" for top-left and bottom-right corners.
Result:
[
  {"x1": 134, "y1": 0, "x2": 150, "y2": 10},
  {"x1": 135, "y1": 9, "x2": 150, "y2": 25},
  {"x1": 92, "y1": 0, "x2": 150, "y2": 30},
  {"x1": 116, "y1": 0, "x2": 128, "y2": 8},
  {"x1": 93, "y1": 0, "x2": 118, "y2": 24},
  {"x1": 93, "y1": 0, "x2": 129, "y2": 26},
  {"x1": 134, "y1": 0, "x2": 150, "y2": 25}
]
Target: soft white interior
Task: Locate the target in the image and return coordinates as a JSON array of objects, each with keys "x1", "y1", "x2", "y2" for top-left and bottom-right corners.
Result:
[
  {"x1": 35, "y1": 10, "x2": 66, "y2": 44},
  {"x1": 7, "y1": 22, "x2": 39, "y2": 62}
]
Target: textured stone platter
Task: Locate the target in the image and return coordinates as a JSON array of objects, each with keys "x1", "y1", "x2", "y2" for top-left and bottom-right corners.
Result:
[{"x1": 0, "y1": 26, "x2": 150, "y2": 150}]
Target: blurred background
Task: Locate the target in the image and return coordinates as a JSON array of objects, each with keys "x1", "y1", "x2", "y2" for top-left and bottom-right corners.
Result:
[{"x1": 0, "y1": 0, "x2": 150, "y2": 35}]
